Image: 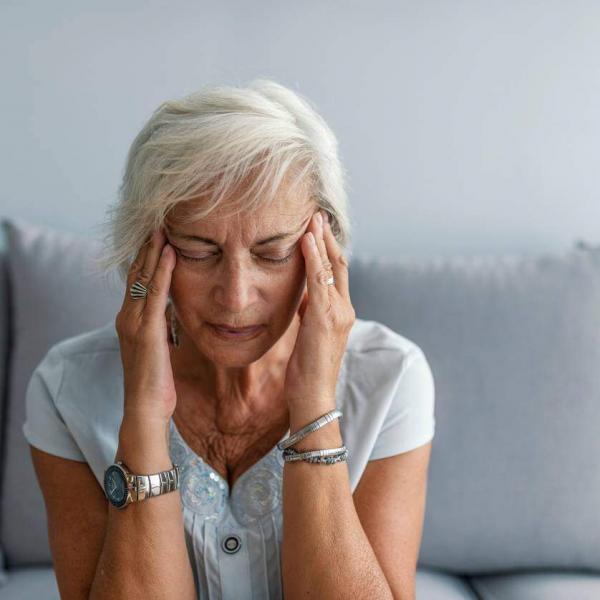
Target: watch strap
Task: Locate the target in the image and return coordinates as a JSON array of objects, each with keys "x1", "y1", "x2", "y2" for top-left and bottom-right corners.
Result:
[{"x1": 119, "y1": 461, "x2": 180, "y2": 503}]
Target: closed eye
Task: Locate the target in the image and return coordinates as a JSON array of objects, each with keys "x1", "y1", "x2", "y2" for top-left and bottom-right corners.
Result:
[{"x1": 175, "y1": 249, "x2": 295, "y2": 265}]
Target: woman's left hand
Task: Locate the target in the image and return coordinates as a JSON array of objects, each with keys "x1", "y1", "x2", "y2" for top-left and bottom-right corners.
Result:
[{"x1": 283, "y1": 209, "x2": 356, "y2": 411}]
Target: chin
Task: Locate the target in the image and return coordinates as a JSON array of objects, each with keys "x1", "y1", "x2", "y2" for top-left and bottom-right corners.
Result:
[{"x1": 206, "y1": 345, "x2": 270, "y2": 368}]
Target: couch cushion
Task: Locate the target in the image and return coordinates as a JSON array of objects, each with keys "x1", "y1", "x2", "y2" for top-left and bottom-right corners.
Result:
[
  {"x1": 348, "y1": 248, "x2": 600, "y2": 573},
  {"x1": 1, "y1": 218, "x2": 122, "y2": 566},
  {"x1": 0, "y1": 566, "x2": 59, "y2": 599},
  {"x1": 416, "y1": 568, "x2": 479, "y2": 599},
  {"x1": 0, "y1": 243, "x2": 9, "y2": 583},
  {"x1": 469, "y1": 571, "x2": 600, "y2": 600}
]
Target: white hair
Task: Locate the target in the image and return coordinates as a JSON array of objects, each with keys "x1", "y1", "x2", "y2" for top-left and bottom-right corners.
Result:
[{"x1": 95, "y1": 78, "x2": 353, "y2": 283}]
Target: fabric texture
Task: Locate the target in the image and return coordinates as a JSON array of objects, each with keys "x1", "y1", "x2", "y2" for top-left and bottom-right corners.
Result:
[{"x1": 22, "y1": 317, "x2": 435, "y2": 599}]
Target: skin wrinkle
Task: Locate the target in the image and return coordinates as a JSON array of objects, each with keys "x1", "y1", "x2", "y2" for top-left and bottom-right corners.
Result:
[{"x1": 164, "y1": 179, "x2": 319, "y2": 491}]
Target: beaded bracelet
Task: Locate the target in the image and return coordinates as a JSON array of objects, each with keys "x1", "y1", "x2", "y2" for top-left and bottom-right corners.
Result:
[
  {"x1": 277, "y1": 408, "x2": 343, "y2": 451},
  {"x1": 283, "y1": 445, "x2": 349, "y2": 464}
]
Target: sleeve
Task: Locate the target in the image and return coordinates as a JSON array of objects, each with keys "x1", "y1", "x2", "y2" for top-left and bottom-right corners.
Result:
[
  {"x1": 22, "y1": 346, "x2": 87, "y2": 461},
  {"x1": 368, "y1": 347, "x2": 436, "y2": 460}
]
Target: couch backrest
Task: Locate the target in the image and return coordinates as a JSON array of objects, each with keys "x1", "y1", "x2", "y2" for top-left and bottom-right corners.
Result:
[
  {"x1": 348, "y1": 249, "x2": 600, "y2": 573},
  {"x1": 0, "y1": 218, "x2": 123, "y2": 567},
  {"x1": 0, "y1": 240, "x2": 9, "y2": 582},
  {"x1": 2, "y1": 217, "x2": 600, "y2": 574}
]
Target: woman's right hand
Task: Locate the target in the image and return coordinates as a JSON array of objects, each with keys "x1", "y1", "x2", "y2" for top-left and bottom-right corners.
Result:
[{"x1": 115, "y1": 228, "x2": 177, "y2": 429}]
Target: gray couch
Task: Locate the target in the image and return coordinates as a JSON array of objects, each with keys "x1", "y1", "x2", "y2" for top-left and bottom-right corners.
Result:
[{"x1": 1, "y1": 216, "x2": 599, "y2": 599}]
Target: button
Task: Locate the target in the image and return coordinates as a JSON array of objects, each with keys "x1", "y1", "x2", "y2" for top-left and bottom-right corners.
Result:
[{"x1": 221, "y1": 534, "x2": 242, "y2": 554}]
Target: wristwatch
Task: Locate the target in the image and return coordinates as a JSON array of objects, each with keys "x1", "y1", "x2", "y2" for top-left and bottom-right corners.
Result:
[{"x1": 103, "y1": 460, "x2": 181, "y2": 509}]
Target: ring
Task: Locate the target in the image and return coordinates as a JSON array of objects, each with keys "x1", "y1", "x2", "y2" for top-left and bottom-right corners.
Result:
[
  {"x1": 129, "y1": 280, "x2": 148, "y2": 299},
  {"x1": 326, "y1": 275, "x2": 335, "y2": 286}
]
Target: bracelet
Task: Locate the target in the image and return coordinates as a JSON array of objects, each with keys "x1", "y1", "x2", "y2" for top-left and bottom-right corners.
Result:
[
  {"x1": 277, "y1": 408, "x2": 343, "y2": 451},
  {"x1": 282, "y1": 445, "x2": 349, "y2": 464}
]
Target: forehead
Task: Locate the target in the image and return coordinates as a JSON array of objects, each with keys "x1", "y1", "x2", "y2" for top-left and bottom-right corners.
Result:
[{"x1": 166, "y1": 179, "x2": 316, "y2": 235}]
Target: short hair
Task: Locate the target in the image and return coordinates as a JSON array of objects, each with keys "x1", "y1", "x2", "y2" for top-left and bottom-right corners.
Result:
[{"x1": 95, "y1": 78, "x2": 353, "y2": 283}]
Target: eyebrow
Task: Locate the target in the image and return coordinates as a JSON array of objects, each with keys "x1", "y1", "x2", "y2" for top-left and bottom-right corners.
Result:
[{"x1": 167, "y1": 224, "x2": 306, "y2": 246}]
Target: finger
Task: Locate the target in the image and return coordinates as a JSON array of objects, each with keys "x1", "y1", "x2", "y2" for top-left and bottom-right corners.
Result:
[
  {"x1": 122, "y1": 233, "x2": 153, "y2": 312},
  {"x1": 125, "y1": 230, "x2": 167, "y2": 317},
  {"x1": 302, "y1": 228, "x2": 330, "y2": 311},
  {"x1": 311, "y1": 211, "x2": 334, "y2": 282},
  {"x1": 143, "y1": 242, "x2": 176, "y2": 321},
  {"x1": 140, "y1": 229, "x2": 168, "y2": 288},
  {"x1": 322, "y1": 212, "x2": 350, "y2": 298}
]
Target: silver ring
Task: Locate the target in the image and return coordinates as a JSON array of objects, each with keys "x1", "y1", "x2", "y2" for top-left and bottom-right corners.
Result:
[
  {"x1": 130, "y1": 280, "x2": 148, "y2": 299},
  {"x1": 326, "y1": 275, "x2": 335, "y2": 286}
]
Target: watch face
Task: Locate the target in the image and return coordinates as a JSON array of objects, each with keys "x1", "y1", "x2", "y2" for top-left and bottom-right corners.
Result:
[{"x1": 104, "y1": 464, "x2": 128, "y2": 508}]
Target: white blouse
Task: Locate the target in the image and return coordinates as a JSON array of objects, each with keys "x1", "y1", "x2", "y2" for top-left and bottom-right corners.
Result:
[{"x1": 23, "y1": 318, "x2": 435, "y2": 599}]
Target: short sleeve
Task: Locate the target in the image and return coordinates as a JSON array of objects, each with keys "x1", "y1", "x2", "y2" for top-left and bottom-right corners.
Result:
[
  {"x1": 22, "y1": 346, "x2": 86, "y2": 461},
  {"x1": 369, "y1": 347, "x2": 436, "y2": 460}
]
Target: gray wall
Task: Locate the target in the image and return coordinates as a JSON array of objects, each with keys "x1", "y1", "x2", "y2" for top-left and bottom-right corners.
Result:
[{"x1": 2, "y1": 0, "x2": 599, "y2": 259}]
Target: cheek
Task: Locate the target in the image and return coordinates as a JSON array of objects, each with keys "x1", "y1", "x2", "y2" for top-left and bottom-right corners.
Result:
[
  {"x1": 168, "y1": 268, "x2": 204, "y2": 307},
  {"x1": 277, "y1": 263, "x2": 307, "y2": 305}
]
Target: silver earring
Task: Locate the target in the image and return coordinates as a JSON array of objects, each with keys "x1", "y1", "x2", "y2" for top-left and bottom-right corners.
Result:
[{"x1": 168, "y1": 300, "x2": 180, "y2": 347}]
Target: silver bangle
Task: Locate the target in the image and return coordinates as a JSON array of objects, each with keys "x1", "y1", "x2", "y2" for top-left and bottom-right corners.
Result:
[
  {"x1": 277, "y1": 408, "x2": 343, "y2": 451},
  {"x1": 283, "y1": 445, "x2": 349, "y2": 464}
]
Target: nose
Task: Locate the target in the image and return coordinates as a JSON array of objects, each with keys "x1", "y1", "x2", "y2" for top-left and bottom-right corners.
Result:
[{"x1": 213, "y1": 257, "x2": 260, "y2": 314}]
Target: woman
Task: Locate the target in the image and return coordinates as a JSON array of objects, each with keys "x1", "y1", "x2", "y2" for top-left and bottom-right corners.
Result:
[{"x1": 24, "y1": 79, "x2": 435, "y2": 599}]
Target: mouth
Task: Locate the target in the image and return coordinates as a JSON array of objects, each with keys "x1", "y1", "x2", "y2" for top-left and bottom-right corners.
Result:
[{"x1": 208, "y1": 322, "x2": 265, "y2": 340}]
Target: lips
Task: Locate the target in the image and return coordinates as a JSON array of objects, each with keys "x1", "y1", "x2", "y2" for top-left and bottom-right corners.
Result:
[
  {"x1": 211, "y1": 323, "x2": 262, "y2": 332},
  {"x1": 208, "y1": 322, "x2": 265, "y2": 340}
]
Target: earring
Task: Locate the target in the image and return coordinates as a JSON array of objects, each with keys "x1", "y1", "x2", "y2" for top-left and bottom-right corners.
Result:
[{"x1": 168, "y1": 300, "x2": 180, "y2": 347}]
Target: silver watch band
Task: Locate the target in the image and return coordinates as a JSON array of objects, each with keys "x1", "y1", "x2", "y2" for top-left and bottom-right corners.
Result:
[{"x1": 120, "y1": 461, "x2": 181, "y2": 502}]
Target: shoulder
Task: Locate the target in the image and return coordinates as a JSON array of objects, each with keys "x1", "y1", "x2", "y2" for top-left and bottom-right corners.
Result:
[
  {"x1": 33, "y1": 320, "x2": 120, "y2": 386},
  {"x1": 340, "y1": 318, "x2": 435, "y2": 478},
  {"x1": 48, "y1": 320, "x2": 120, "y2": 362},
  {"x1": 345, "y1": 317, "x2": 426, "y2": 373},
  {"x1": 33, "y1": 320, "x2": 124, "y2": 419},
  {"x1": 24, "y1": 321, "x2": 124, "y2": 474}
]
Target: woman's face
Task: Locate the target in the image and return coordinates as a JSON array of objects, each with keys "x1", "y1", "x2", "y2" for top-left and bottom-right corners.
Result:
[{"x1": 164, "y1": 194, "x2": 317, "y2": 367}]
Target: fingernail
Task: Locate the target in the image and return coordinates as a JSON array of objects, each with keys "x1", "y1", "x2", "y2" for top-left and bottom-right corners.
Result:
[
  {"x1": 316, "y1": 212, "x2": 322, "y2": 226},
  {"x1": 321, "y1": 210, "x2": 329, "y2": 224}
]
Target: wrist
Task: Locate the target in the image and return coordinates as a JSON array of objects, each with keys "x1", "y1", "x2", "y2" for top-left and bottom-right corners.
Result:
[
  {"x1": 116, "y1": 418, "x2": 173, "y2": 473},
  {"x1": 287, "y1": 400, "x2": 341, "y2": 449},
  {"x1": 286, "y1": 395, "x2": 336, "y2": 422}
]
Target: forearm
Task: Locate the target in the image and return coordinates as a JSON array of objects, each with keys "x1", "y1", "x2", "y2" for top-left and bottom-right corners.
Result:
[
  {"x1": 281, "y1": 402, "x2": 394, "y2": 600},
  {"x1": 89, "y1": 419, "x2": 196, "y2": 600}
]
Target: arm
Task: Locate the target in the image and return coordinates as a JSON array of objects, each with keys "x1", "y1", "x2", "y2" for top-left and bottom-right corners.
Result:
[
  {"x1": 282, "y1": 211, "x2": 391, "y2": 597},
  {"x1": 281, "y1": 211, "x2": 433, "y2": 598},
  {"x1": 92, "y1": 226, "x2": 195, "y2": 598},
  {"x1": 30, "y1": 447, "x2": 109, "y2": 600},
  {"x1": 282, "y1": 402, "x2": 395, "y2": 600},
  {"x1": 353, "y1": 442, "x2": 433, "y2": 600},
  {"x1": 30, "y1": 421, "x2": 196, "y2": 600},
  {"x1": 282, "y1": 409, "x2": 433, "y2": 600},
  {"x1": 89, "y1": 418, "x2": 196, "y2": 600}
]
